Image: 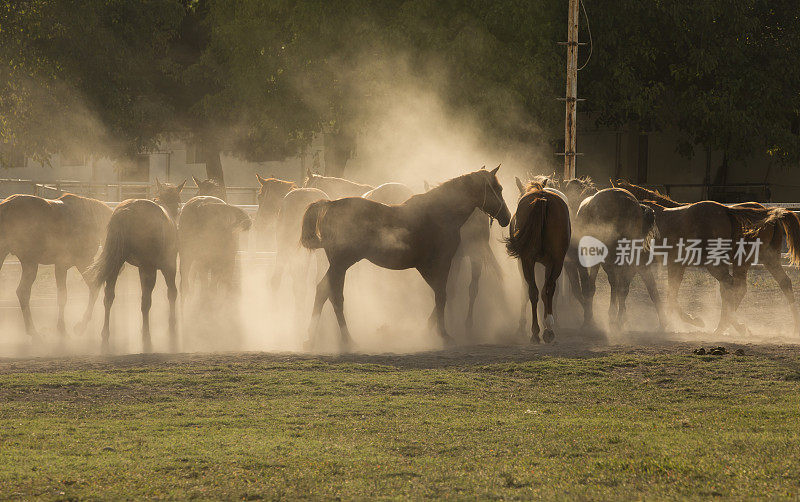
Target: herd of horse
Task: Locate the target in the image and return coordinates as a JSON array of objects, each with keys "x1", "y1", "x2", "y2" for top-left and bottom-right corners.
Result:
[{"x1": 0, "y1": 165, "x2": 798, "y2": 353}]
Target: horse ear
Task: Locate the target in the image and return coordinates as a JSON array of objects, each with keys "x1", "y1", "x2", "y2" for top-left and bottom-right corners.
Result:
[
  {"x1": 490, "y1": 164, "x2": 500, "y2": 175},
  {"x1": 177, "y1": 179, "x2": 187, "y2": 192},
  {"x1": 306, "y1": 167, "x2": 313, "y2": 179},
  {"x1": 423, "y1": 180, "x2": 430, "y2": 192},
  {"x1": 192, "y1": 175, "x2": 201, "y2": 187},
  {"x1": 515, "y1": 176, "x2": 525, "y2": 194},
  {"x1": 479, "y1": 165, "x2": 486, "y2": 170},
  {"x1": 256, "y1": 173, "x2": 268, "y2": 185},
  {"x1": 154, "y1": 178, "x2": 162, "y2": 192}
]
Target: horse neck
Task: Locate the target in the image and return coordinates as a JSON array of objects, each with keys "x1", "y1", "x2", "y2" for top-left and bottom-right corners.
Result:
[{"x1": 409, "y1": 178, "x2": 479, "y2": 227}]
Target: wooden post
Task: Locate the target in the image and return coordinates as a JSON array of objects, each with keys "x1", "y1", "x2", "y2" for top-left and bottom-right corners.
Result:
[{"x1": 564, "y1": 0, "x2": 580, "y2": 180}]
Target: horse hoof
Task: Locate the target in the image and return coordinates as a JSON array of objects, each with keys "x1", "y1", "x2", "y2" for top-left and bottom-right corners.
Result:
[
  {"x1": 542, "y1": 329, "x2": 555, "y2": 344},
  {"x1": 302, "y1": 339, "x2": 313, "y2": 352},
  {"x1": 530, "y1": 334, "x2": 541, "y2": 344},
  {"x1": 100, "y1": 340, "x2": 111, "y2": 355},
  {"x1": 142, "y1": 340, "x2": 153, "y2": 354}
]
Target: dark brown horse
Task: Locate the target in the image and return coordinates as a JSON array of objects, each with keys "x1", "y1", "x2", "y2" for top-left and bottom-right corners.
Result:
[
  {"x1": 303, "y1": 168, "x2": 374, "y2": 198},
  {"x1": 0, "y1": 193, "x2": 112, "y2": 337},
  {"x1": 179, "y1": 196, "x2": 251, "y2": 300},
  {"x1": 88, "y1": 181, "x2": 185, "y2": 353},
  {"x1": 192, "y1": 176, "x2": 227, "y2": 201},
  {"x1": 300, "y1": 167, "x2": 511, "y2": 349},
  {"x1": 616, "y1": 181, "x2": 800, "y2": 334},
  {"x1": 506, "y1": 181, "x2": 571, "y2": 343},
  {"x1": 574, "y1": 188, "x2": 668, "y2": 330}
]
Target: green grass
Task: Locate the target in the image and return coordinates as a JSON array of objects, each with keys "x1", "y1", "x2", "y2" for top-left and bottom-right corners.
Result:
[{"x1": 1, "y1": 350, "x2": 800, "y2": 500}]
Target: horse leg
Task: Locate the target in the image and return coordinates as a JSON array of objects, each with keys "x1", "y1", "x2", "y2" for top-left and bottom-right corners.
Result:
[
  {"x1": 327, "y1": 261, "x2": 355, "y2": 351},
  {"x1": 54, "y1": 264, "x2": 69, "y2": 336},
  {"x1": 541, "y1": 262, "x2": 563, "y2": 343},
  {"x1": 100, "y1": 271, "x2": 120, "y2": 354},
  {"x1": 726, "y1": 264, "x2": 750, "y2": 336},
  {"x1": 306, "y1": 267, "x2": 331, "y2": 350},
  {"x1": 139, "y1": 267, "x2": 157, "y2": 353},
  {"x1": 517, "y1": 261, "x2": 529, "y2": 336},
  {"x1": 17, "y1": 260, "x2": 39, "y2": 338},
  {"x1": 465, "y1": 253, "x2": 482, "y2": 337},
  {"x1": 706, "y1": 265, "x2": 735, "y2": 335},
  {"x1": 179, "y1": 255, "x2": 192, "y2": 316},
  {"x1": 667, "y1": 263, "x2": 704, "y2": 328},
  {"x1": 640, "y1": 265, "x2": 669, "y2": 331},
  {"x1": 614, "y1": 267, "x2": 634, "y2": 331},
  {"x1": 762, "y1": 255, "x2": 800, "y2": 336},
  {"x1": 75, "y1": 265, "x2": 100, "y2": 334},
  {"x1": 605, "y1": 265, "x2": 620, "y2": 331},
  {"x1": 163, "y1": 265, "x2": 179, "y2": 353},
  {"x1": 419, "y1": 259, "x2": 455, "y2": 345},
  {"x1": 521, "y1": 257, "x2": 540, "y2": 343},
  {"x1": 578, "y1": 264, "x2": 599, "y2": 328}
]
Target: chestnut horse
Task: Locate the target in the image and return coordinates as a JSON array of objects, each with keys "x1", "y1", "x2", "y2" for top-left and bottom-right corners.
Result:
[
  {"x1": 0, "y1": 193, "x2": 112, "y2": 337},
  {"x1": 88, "y1": 180, "x2": 185, "y2": 353},
  {"x1": 574, "y1": 188, "x2": 668, "y2": 330},
  {"x1": 506, "y1": 181, "x2": 571, "y2": 343},
  {"x1": 615, "y1": 181, "x2": 800, "y2": 335},
  {"x1": 300, "y1": 167, "x2": 511, "y2": 349}
]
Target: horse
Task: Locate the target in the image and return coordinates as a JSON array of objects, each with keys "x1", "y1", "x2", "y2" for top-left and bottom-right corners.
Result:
[
  {"x1": 506, "y1": 181, "x2": 571, "y2": 343},
  {"x1": 87, "y1": 180, "x2": 185, "y2": 353},
  {"x1": 192, "y1": 176, "x2": 227, "y2": 201},
  {"x1": 303, "y1": 168, "x2": 374, "y2": 198},
  {"x1": 627, "y1": 195, "x2": 800, "y2": 334},
  {"x1": 178, "y1": 196, "x2": 251, "y2": 300},
  {"x1": 0, "y1": 193, "x2": 112, "y2": 338},
  {"x1": 574, "y1": 188, "x2": 668, "y2": 330},
  {"x1": 615, "y1": 181, "x2": 800, "y2": 334},
  {"x1": 270, "y1": 188, "x2": 330, "y2": 325},
  {"x1": 255, "y1": 174, "x2": 297, "y2": 229},
  {"x1": 363, "y1": 183, "x2": 415, "y2": 205},
  {"x1": 300, "y1": 167, "x2": 511, "y2": 350}
]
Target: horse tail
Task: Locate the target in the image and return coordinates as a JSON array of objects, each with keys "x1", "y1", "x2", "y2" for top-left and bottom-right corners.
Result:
[
  {"x1": 777, "y1": 210, "x2": 800, "y2": 266},
  {"x1": 505, "y1": 197, "x2": 546, "y2": 259},
  {"x1": 87, "y1": 214, "x2": 126, "y2": 287},
  {"x1": 300, "y1": 200, "x2": 329, "y2": 249},
  {"x1": 728, "y1": 206, "x2": 800, "y2": 265}
]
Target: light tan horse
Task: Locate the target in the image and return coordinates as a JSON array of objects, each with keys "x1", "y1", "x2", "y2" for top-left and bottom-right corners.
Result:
[
  {"x1": 363, "y1": 183, "x2": 415, "y2": 204},
  {"x1": 0, "y1": 193, "x2": 112, "y2": 337},
  {"x1": 179, "y1": 196, "x2": 251, "y2": 299},
  {"x1": 615, "y1": 180, "x2": 800, "y2": 334},
  {"x1": 507, "y1": 180, "x2": 571, "y2": 343},
  {"x1": 303, "y1": 168, "x2": 374, "y2": 198},
  {"x1": 300, "y1": 167, "x2": 511, "y2": 350},
  {"x1": 88, "y1": 181, "x2": 185, "y2": 353}
]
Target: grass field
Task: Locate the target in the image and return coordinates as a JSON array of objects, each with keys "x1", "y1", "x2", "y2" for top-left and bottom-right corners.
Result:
[{"x1": 2, "y1": 344, "x2": 800, "y2": 500}]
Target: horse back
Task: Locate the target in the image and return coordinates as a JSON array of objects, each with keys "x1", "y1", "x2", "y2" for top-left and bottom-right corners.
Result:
[{"x1": 111, "y1": 199, "x2": 177, "y2": 267}]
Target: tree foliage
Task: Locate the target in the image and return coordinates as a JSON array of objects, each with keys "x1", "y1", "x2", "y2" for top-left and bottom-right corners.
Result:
[{"x1": 1, "y1": 0, "x2": 798, "y2": 173}]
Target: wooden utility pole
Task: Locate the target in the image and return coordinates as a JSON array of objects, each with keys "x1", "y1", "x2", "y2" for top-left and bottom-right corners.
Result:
[{"x1": 562, "y1": 0, "x2": 580, "y2": 179}]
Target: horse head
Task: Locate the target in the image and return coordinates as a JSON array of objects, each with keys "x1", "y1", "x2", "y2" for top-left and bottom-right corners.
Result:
[
  {"x1": 154, "y1": 178, "x2": 186, "y2": 219},
  {"x1": 471, "y1": 165, "x2": 511, "y2": 227},
  {"x1": 193, "y1": 176, "x2": 227, "y2": 200},
  {"x1": 256, "y1": 174, "x2": 297, "y2": 226}
]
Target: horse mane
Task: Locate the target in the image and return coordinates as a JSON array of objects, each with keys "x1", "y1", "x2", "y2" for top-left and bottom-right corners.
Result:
[
  {"x1": 524, "y1": 180, "x2": 546, "y2": 193},
  {"x1": 306, "y1": 173, "x2": 373, "y2": 191},
  {"x1": 616, "y1": 180, "x2": 678, "y2": 206},
  {"x1": 258, "y1": 177, "x2": 296, "y2": 196}
]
